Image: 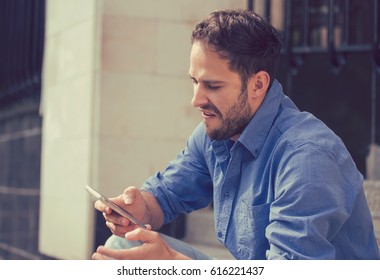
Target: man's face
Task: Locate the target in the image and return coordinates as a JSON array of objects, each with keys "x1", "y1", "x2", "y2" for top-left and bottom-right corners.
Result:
[{"x1": 189, "y1": 42, "x2": 253, "y2": 141}]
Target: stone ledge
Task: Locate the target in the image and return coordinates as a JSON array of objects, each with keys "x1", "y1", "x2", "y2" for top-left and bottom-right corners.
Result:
[
  {"x1": 363, "y1": 180, "x2": 380, "y2": 247},
  {"x1": 366, "y1": 144, "x2": 380, "y2": 180},
  {"x1": 364, "y1": 180, "x2": 380, "y2": 217}
]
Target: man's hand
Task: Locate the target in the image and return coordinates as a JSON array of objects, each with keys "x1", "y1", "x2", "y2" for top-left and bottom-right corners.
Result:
[
  {"x1": 92, "y1": 226, "x2": 191, "y2": 260},
  {"x1": 94, "y1": 186, "x2": 149, "y2": 237}
]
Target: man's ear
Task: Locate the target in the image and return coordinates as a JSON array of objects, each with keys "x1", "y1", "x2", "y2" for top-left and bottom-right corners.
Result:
[{"x1": 249, "y1": 71, "x2": 270, "y2": 99}]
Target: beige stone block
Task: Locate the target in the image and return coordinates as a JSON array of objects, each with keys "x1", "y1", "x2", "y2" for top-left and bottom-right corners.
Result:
[
  {"x1": 46, "y1": 0, "x2": 98, "y2": 36},
  {"x1": 42, "y1": 35, "x2": 60, "y2": 86},
  {"x1": 149, "y1": 139, "x2": 187, "y2": 174},
  {"x1": 228, "y1": 0, "x2": 248, "y2": 9},
  {"x1": 42, "y1": 74, "x2": 93, "y2": 140},
  {"x1": 98, "y1": 73, "x2": 130, "y2": 137},
  {"x1": 184, "y1": 208, "x2": 219, "y2": 246},
  {"x1": 41, "y1": 138, "x2": 92, "y2": 197},
  {"x1": 102, "y1": 0, "x2": 160, "y2": 19},
  {"x1": 44, "y1": 19, "x2": 97, "y2": 85},
  {"x1": 39, "y1": 137, "x2": 93, "y2": 259},
  {"x1": 39, "y1": 195, "x2": 94, "y2": 259},
  {"x1": 152, "y1": 0, "x2": 222, "y2": 23},
  {"x1": 156, "y1": 21, "x2": 193, "y2": 77},
  {"x1": 157, "y1": 76, "x2": 201, "y2": 139},
  {"x1": 160, "y1": 0, "x2": 247, "y2": 22},
  {"x1": 93, "y1": 18, "x2": 103, "y2": 72},
  {"x1": 366, "y1": 144, "x2": 380, "y2": 180},
  {"x1": 364, "y1": 181, "x2": 380, "y2": 217},
  {"x1": 100, "y1": 73, "x2": 197, "y2": 140},
  {"x1": 184, "y1": 208, "x2": 235, "y2": 259},
  {"x1": 363, "y1": 181, "x2": 380, "y2": 245},
  {"x1": 270, "y1": 0, "x2": 285, "y2": 31},
  {"x1": 371, "y1": 218, "x2": 380, "y2": 248},
  {"x1": 99, "y1": 73, "x2": 165, "y2": 138},
  {"x1": 96, "y1": 138, "x2": 188, "y2": 198},
  {"x1": 373, "y1": 218, "x2": 380, "y2": 237},
  {"x1": 101, "y1": 16, "x2": 156, "y2": 73},
  {"x1": 97, "y1": 137, "x2": 156, "y2": 194},
  {"x1": 103, "y1": 0, "x2": 246, "y2": 22}
]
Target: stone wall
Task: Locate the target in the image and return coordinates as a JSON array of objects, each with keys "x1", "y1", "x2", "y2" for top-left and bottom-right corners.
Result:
[
  {"x1": 363, "y1": 180, "x2": 380, "y2": 248},
  {"x1": 366, "y1": 144, "x2": 380, "y2": 180},
  {"x1": 39, "y1": 0, "x2": 246, "y2": 260}
]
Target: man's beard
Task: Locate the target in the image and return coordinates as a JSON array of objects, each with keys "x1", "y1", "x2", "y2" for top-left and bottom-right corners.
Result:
[{"x1": 202, "y1": 89, "x2": 252, "y2": 140}]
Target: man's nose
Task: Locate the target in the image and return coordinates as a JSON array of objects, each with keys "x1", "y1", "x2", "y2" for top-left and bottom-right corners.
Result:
[{"x1": 191, "y1": 85, "x2": 208, "y2": 108}]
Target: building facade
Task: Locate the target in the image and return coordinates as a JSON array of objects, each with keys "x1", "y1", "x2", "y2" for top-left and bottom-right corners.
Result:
[{"x1": 0, "y1": 0, "x2": 379, "y2": 259}]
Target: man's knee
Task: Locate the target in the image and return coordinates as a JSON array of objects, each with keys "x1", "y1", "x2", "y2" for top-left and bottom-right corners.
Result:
[
  {"x1": 104, "y1": 235, "x2": 142, "y2": 249},
  {"x1": 103, "y1": 233, "x2": 212, "y2": 260}
]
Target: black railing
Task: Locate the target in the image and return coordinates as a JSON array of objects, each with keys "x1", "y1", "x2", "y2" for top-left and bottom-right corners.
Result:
[
  {"x1": 248, "y1": 0, "x2": 379, "y2": 173},
  {"x1": 0, "y1": 0, "x2": 45, "y2": 107},
  {"x1": 0, "y1": 0, "x2": 47, "y2": 260}
]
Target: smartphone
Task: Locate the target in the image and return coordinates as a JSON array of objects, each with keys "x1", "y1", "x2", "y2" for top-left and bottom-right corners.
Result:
[{"x1": 85, "y1": 185, "x2": 146, "y2": 229}]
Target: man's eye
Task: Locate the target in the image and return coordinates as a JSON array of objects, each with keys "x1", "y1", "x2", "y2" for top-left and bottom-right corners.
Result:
[{"x1": 207, "y1": 84, "x2": 221, "y2": 90}]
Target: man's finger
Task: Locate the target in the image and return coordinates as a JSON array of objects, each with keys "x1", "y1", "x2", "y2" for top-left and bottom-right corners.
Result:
[
  {"x1": 94, "y1": 200, "x2": 111, "y2": 214},
  {"x1": 94, "y1": 246, "x2": 128, "y2": 259},
  {"x1": 103, "y1": 212, "x2": 130, "y2": 227},
  {"x1": 125, "y1": 227, "x2": 158, "y2": 243},
  {"x1": 94, "y1": 246, "x2": 147, "y2": 260},
  {"x1": 92, "y1": 252, "x2": 114, "y2": 260},
  {"x1": 122, "y1": 186, "x2": 139, "y2": 204}
]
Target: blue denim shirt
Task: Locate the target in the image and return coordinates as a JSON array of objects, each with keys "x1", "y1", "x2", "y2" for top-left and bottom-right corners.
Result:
[{"x1": 142, "y1": 80, "x2": 380, "y2": 260}]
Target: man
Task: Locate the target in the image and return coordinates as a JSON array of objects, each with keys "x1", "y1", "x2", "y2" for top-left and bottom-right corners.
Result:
[{"x1": 92, "y1": 9, "x2": 379, "y2": 260}]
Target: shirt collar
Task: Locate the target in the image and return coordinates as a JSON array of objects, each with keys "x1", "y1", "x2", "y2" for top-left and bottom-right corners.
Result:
[{"x1": 237, "y1": 79, "x2": 283, "y2": 158}]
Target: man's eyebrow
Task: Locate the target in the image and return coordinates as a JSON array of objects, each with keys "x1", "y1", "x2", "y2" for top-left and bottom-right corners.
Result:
[{"x1": 188, "y1": 75, "x2": 225, "y2": 84}]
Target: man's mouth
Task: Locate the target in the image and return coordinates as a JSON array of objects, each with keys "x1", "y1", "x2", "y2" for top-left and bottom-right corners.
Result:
[{"x1": 201, "y1": 110, "x2": 217, "y2": 118}]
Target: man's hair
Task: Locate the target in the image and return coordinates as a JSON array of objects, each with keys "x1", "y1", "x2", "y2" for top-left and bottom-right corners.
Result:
[{"x1": 191, "y1": 9, "x2": 282, "y2": 87}]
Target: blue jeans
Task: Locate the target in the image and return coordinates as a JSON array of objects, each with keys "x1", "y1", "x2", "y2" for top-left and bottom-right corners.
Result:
[{"x1": 105, "y1": 234, "x2": 213, "y2": 260}]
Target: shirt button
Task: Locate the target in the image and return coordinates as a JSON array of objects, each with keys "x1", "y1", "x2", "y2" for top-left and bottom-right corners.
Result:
[
  {"x1": 224, "y1": 192, "x2": 230, "y2": 199},
  {"x1": 218, "y1": 231, "x2": 223, "y2": 238}
]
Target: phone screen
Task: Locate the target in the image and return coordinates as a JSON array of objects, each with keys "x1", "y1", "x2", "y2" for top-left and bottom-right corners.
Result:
[{"x1": 85, "y1": 185, "x2": 146, "y2": 229}]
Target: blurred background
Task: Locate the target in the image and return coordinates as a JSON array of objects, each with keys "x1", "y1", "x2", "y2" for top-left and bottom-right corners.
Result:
[{"x1": 0, "y1": 0, "x2": 379, "y2": 260}]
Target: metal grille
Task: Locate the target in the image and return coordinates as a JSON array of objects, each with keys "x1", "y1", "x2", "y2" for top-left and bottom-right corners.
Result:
[
  {"x1": 249, "y1": 0, "x2": 380, "y2": 174},
  {"x1": 0, "y1": 0, "x2": 45, "y2": 106},
  {"x1": 0, "y1": 0, "x2": 49, "y2": 259}
]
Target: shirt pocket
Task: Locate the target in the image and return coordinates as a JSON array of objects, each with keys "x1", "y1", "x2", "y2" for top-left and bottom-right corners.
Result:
[{"x1": 236, "y1": 201, "x2": 271, "y2": 259}]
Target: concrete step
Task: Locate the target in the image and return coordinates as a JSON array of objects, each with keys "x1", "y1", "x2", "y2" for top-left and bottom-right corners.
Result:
[
  {"x1": 185, "y1": 241, "x2": 234, "y2": 260},
  {"x1": 183, "y1": 208, "x2": 234, "y2": 260}
]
